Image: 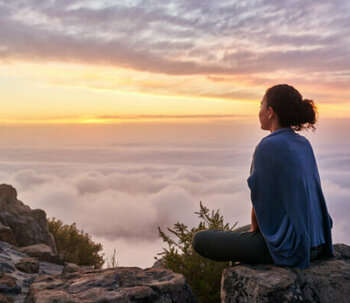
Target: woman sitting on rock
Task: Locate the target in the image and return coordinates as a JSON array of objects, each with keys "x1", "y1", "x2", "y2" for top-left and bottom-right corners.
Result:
[{"x1": 192, "y1": 84, "x2": 334, "y2": 268}]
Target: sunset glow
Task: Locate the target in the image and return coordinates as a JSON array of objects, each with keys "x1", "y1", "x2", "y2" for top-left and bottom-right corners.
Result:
[{"x1": 1, "y1": 1, "x2": 349, "y2": 124}]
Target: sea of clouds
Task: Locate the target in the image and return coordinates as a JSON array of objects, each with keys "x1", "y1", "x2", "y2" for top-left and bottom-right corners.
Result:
[{"x1": 0, "y1": 121, "x2": 349, "y2": 268}]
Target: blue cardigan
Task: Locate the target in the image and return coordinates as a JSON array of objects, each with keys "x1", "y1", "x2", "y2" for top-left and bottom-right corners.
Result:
[{"x1": 247, "y1": 127, "x2": 334, "y2": 268}]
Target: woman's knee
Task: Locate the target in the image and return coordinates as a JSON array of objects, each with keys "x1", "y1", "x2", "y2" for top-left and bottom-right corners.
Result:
[{"x1": 192, "y1": 230, "x2": 208, "y2": 254}]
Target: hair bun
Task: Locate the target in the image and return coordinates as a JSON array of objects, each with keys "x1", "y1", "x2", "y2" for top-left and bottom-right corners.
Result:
[{"x1": 299, "y1": 99, "x2": 317, "y2": 126}]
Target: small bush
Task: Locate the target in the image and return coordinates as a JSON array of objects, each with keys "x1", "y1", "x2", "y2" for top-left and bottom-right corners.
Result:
[
  {"x1": 157, "y1": 202, "x2": 237, "y2": 303},
  {"x1": 48, "y1": 217, "x2": 104, "y2": 269}
]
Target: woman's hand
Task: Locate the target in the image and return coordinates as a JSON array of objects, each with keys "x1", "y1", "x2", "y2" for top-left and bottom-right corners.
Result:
[{"x1": 250, "y1": 207, "x2": 260, "y2": 232}]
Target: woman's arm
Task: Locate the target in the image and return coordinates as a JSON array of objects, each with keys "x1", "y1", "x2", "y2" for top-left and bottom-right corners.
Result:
[{"x1": 250, "y1": 206, "x2": 260, "y2": 232}]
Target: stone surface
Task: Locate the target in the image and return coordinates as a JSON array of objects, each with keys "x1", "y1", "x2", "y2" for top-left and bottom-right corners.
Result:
[
  {"x1": 0, "y1": 293, "x2": 14, "y2": 303},
  {"x1": 0, "y1": 223, "x2": 17, "y2": 246},
  {"x1": 15, "y1": 258, "x2": 39, "y2": 274},
  {"x1": 0, "y1": 240, "x2": 63, "y2": 303},
  {"x1": 26, "y1": 267, "x2": 197, "y2": 303},
  {"x1": 0, "y1": 184, "x2": 56, "y2": 253},
  {"x1": 221, "y1": 243, "x2": 350, "y2": 303},
  {"x1": 18, "y1": 244, "x2": 63, "y2": 265},
  {"x1": 0, "y1": 273, "x2": 21, "y2": 297},
  {"x1": 0, "y1": 273, "x2": 19, "y2": 293},
  {"x1": 152, "y1": 257, "x2": 166, "y2": 269},
  {"x1": 62, "y1": 263, "x2": 82, "y2": 274},
  {"x1": 1, "y1": 240, "x2": 196, "y2": 303}
]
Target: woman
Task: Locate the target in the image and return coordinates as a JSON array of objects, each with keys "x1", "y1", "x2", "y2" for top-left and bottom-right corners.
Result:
[{"x1": 192, "y1": 84, "x2": 334, "y2": 268}]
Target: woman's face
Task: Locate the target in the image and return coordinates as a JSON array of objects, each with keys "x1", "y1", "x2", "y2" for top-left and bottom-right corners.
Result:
[{"x1": 259, "y1": 95, "x2": 272, "y2": 130}]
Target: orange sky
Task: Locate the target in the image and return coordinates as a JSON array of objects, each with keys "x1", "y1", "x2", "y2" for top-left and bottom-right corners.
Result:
[
  {"x1": 1, "y1": 60, "x2": 349, "y2": 124},
  {"x1": 1, "y1": 1, "x2": 349, "y2": 124}
]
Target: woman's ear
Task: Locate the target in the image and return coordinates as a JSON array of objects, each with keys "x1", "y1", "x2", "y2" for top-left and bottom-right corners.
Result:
[{"x1": 267, "y1": 106, "x2": 274, "y2": 120}]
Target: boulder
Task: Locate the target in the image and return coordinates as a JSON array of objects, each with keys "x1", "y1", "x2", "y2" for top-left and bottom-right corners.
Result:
[
  {"x1": 18, "y1": 244, "x2": 63, "y2": 265},
  {"x1": 0, "y1": 240, "x2": 63, "y2": 303},
  {"x1": 221, "y1": 243, "x2": 350, "y2": 303},
  {"x1": 62, "y1": 263, "x2": 82, "y2": 274},
  {"x1": 15, "y1": 258, "x2": 39, "y2": 274},
  {"x1": 0, "y1": 273, "x2": 21, "y2": 295},
  {"x1": 26, "y1": 267, "x2": 197, "y2": 303},
  {"x1": 0, "y1": 222, "x2": 17, "y2": 246},
  {"x1": 0, "y1": 184, "x2": 56, "y2": 253},
  {"x1": 0, "y1": 293, "x2": 14, "y2": 303},
  {"x1": 152, "y1": 257, "x2": 166, "y2": 269}
]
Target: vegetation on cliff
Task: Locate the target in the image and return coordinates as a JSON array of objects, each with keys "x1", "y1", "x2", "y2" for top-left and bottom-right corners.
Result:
[
  {"x1": 48, "y1": 217, "x2": 104, "y2": 269},
  {"x1": 157, "y1": 202, "x2": 237, "y2": 303}
]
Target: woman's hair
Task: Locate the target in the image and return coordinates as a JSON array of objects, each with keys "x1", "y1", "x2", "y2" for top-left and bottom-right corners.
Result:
[{"x1": 265, "y1": 84, "x2": 318, "y2": 131}]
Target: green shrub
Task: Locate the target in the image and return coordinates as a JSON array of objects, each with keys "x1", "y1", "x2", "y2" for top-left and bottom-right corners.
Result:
[
  {"x1": 157, "y1": 202, "x2": 237, "y2": 303},
  {"x1": 48, "y1": 217, "x2": 104, "y2": 269}
]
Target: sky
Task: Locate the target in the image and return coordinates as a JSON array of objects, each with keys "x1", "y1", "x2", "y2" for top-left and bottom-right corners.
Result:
[
  {"x1": 1, "y1": 0, "x2": 350, "y2": 122},
  {"x1": 0, "y1": 0, "x2": 350, "y2": 267}
]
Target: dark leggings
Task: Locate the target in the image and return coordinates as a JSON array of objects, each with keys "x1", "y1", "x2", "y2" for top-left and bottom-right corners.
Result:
[
  {"x1": 192, "y1": 224, "x2": 274, "y2": 264},
  {"x1": 192, "y1": 224, "x2": 322, "y2": 264}
]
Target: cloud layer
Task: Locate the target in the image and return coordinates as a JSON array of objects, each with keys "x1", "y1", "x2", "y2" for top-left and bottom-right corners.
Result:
[
  {"x1": 3, "y1": 145, "x2": 252, "y2": 241},
  {"x1": 1, "y1": 1, "x2": 349, "y2": 74},
  {"x1": 0, "y1": 122, "x2": 349, "y2": 267}
]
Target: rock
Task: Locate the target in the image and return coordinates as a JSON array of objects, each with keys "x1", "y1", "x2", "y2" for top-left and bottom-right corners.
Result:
[
  {"x1": 15, "y1": 258, "x2": 39, "y2": 274},
  {"x1": 334, "y1": 243, "x2": 350, "y2": 259},
  {"x1": 221, "y1": 243, "x2": 350, "y2": 303},
  {"x1": 18, "y1": 244, "x2": 63, "y2": 265},
  {"x1": 0, "y1": 241, "x2": 29, "y2": 274},
  {"x1": 0, "y1": 273, "x2": 21, "y2": 295},
  {"x1": 0, "y1": 293, "x2": 14, "y2": 303},
  {"x1": 38, "y1": 261, "x2": 64, "y2": 276},
  {"x1": 0, "y1": 223, "x2": 17, "y2": 246},
  {"x1": 0, "y1": 240, "x2": 63, "y2": 303},
  {"x1": 152, "y1": 257, "x2": 166, "y2": 269},
  {"x1": 62, "y1": 263, "x2": 82, "y2": 274},
  {"x1": 26, "y1": 267, "x2": 197, "y2": 303},
  {"x1": 0, "y1": 184, "x2": 56, "y2": 253}
]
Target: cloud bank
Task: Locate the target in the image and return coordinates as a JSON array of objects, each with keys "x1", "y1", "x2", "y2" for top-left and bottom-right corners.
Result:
[
  {"x1": 3, "y1": 145, "x2": 252, "y2": 241},
  {"x1": 0, "y1": 123, "x2": 349, "y2": 267}
]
